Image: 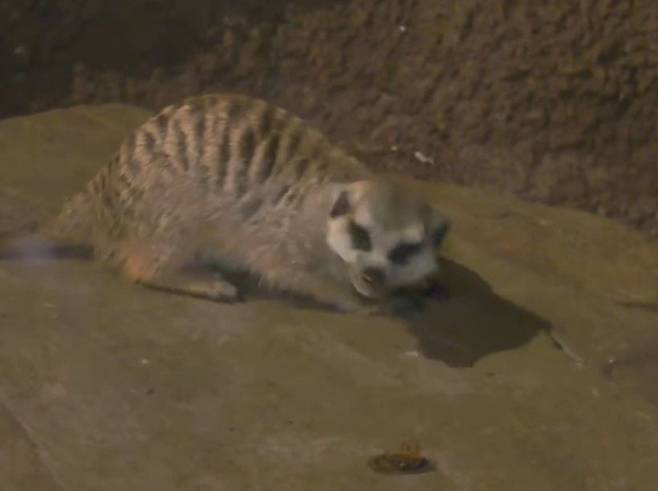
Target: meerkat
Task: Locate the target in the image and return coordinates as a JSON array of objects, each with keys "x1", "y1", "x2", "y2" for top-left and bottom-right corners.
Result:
[{"x1": 1, "y1": 93, "x2": 450, "y2": 314}]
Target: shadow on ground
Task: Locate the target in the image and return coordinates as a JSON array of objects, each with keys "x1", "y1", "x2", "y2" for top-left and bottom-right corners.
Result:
[
  {"x1": 402, "y1": 260, "x2": 551, "y2": 367},
  {"x1": 209, "y1": 257, "x2": 551, "y2": 368},
  {"x1": 0, "y1": 242, "x2": 549, "y2": 369},
  {"x1": 0, "y1": 224, "x2": 550, "y2": 369}
]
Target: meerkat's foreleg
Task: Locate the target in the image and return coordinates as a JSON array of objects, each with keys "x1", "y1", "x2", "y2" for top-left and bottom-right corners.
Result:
[{"x1": 276, "y1": 270, "x2": 381, "y2": 315}]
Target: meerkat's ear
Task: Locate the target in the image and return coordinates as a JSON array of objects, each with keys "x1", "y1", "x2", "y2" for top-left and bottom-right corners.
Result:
[
  {"x1": 431, "y1": 219, "x2": 451, "y2": 247},
  {"x1": 421, "y1": 203, "x2": 451, "y2": 247},
  {"x1": 329, "y1": 185, "x2": 352, "y2": 218}
]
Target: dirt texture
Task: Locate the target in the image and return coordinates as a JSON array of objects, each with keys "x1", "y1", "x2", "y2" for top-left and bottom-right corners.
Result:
[
  {"x1": 2, "y1": 103, "x2": 658, "y2": 491},
  {"x1": 0, "y1": 0, "x2": 657, "y2": 238}
]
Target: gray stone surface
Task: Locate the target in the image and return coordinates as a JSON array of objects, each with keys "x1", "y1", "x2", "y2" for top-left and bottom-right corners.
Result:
[{"x1": 1, "y1": 105, "x2": 657, "y2": 490}]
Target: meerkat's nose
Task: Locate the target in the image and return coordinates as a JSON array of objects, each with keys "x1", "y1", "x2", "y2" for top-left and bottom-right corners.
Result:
[{"x1": 362, "y1": 267, "x2": 385, "y2": 287}]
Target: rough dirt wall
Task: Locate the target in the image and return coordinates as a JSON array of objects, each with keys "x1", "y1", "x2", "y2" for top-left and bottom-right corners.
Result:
[{"x1": 1, "y1": 0, "x2": 657, "y2": 236}]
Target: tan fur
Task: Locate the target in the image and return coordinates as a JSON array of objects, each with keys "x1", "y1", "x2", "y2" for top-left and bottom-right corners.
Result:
[{"x1": 3, "y1": 93, "x2": 450, "y2": 313}]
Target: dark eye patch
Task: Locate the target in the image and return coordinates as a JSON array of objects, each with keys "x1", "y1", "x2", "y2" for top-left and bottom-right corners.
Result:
[
  {"x1": 348, "y1": 221, "x2": 372, "y2": 251},
  {"x1": 388, "y1": 242, "x2": 423, "y2": 265}
]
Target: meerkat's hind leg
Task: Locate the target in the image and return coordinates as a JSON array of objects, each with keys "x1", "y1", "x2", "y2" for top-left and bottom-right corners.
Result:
[
  {"x1": 120, "y1": 244, "x2": 242, "y2": 303},
  {"x1": 139, "y1": 268, "x2": 242, "y2": 303}
]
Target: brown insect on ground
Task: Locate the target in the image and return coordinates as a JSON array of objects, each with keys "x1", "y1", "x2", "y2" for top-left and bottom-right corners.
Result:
[{"x1": 368, "y1": 441, "x2": 435, "y2": 475}]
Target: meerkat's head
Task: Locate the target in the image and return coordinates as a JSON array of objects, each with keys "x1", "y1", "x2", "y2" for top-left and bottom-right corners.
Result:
[{"x1": 326, "y1": 180, "x2": 450, "y2": 300}]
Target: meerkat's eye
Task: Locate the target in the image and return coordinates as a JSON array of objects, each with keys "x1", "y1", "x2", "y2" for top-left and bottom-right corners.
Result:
[
  {"x1": 388, "y1": 242, "x2": 423, "y2": 265},
  {"x1": 348, "y1": 221, "x2": 372, "y2": 251}
]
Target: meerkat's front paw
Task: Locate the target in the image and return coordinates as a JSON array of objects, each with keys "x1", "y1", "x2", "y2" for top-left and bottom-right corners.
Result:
[
  {"x1": 199, "y1": 275, "x2": 243, "y2": 303},
  {"x1": 298, "y1": 277, "x2": 384, "y2": 315},
  {"x1": 334, "y1": 296, "x2": 384, "y2": 316}
]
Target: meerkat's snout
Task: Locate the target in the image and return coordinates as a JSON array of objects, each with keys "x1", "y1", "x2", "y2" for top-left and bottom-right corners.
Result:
[{"x1": 350, "y1": 265, "x2": 388, "y2": 299}]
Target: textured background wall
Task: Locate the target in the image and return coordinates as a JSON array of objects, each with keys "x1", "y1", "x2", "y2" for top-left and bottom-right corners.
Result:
[{"x1": 1, "y1": 0, "x2": 656, "y2": 235}]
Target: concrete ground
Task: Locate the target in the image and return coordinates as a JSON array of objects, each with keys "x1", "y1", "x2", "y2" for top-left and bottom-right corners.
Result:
[{"x1": 0, "y1": 105, "x2": 657, "y2": 491}]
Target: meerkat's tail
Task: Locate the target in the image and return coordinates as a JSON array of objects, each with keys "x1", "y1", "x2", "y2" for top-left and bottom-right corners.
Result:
[{"x1": 0, "y1": 191, "x2": 95, "y2": 261}]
